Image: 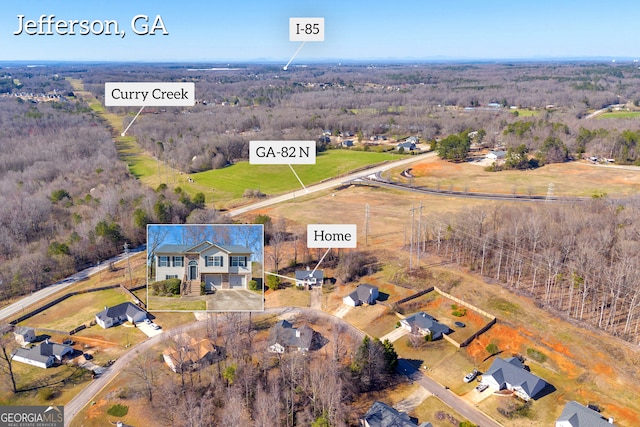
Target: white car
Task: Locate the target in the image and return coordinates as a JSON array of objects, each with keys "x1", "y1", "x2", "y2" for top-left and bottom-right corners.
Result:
[
  {"x1": 150, "y1": 323, "x2": 161, "y2": 330},
  {"x1": 463, "y1": 369, "x2": 479, "y2": 383}
]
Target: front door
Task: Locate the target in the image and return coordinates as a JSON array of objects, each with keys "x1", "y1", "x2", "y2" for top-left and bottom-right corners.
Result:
[{"x1": 188, "y1": 261, "x2": 198, "y2": 280}]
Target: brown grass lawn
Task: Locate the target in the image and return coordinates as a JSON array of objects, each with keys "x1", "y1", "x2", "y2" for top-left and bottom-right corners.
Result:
[
  {"x1": 264, "y1": 286, "x2": 311, "y2": 308},
  {"x1": 387, "y1": 156, "x2": 640, "y2": 197},
  {"x1": 411, "y1": 396, "x2": 471, "y2": 427},
  {"x1": 252, "y1": 183, "x2": 640, "y2": 426},
  {"x1": 18, "y1": 288, "x2": 131, "y2": 332}
]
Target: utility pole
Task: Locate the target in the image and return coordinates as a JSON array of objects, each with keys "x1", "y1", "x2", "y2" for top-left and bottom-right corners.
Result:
[
  {"x1": 124, "y1": 242, "x2": 133, "y2": 288},
  {"x1": 364, "y1": 203, "x2": 370, "y2": 246}
]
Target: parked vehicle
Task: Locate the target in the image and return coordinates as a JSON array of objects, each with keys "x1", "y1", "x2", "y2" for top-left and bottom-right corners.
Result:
[
  {"x1": 455, "y1": 321, "x2": 466, "y2": 328},
  {"x1": 463, "y1": 368, "x2": 479, "y2": 383},
  {"x1": 475, "y1": 383, "x2": 489, "y2": 392}
]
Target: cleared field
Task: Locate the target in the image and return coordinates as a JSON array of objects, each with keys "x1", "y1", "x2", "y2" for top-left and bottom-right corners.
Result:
[
  {"x1": 190, "y1": 149, "x2": 399, "y2": 207},
  {"x1": 147, "y1": 296, "x2": 206, "y2": 311},
  {"x1": 388, "y1": 156, "x2": 640, "y2": 197},
  {"x1": 598, "y1": 110, "x2": 640, "y2": 119},
  {"x1": 255, "y1": 184, "x2": 640, "y2": 425},
  {"x1": 18, "y1": 288, "x2": 130, "y2": 332}
]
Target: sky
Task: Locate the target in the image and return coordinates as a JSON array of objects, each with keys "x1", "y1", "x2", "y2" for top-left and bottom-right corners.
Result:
[{"x1": 2, "y1": 1, "x2": 640, "y2": 62}]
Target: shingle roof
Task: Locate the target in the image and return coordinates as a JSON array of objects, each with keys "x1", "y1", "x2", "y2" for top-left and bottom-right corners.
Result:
[
  {"x1": 362, "y1": 401, "x2": 432, "y2": 427},
  {"x1": 484, "y1": 357, "x2": 548, "y2": 400},
  {"x1": 13, "y1": 341, "x2": 72, "y2": 363},
  {"x1": 13, "y1": 347, "x2": 51, "y2": 365},
  {"x1": 403, "y1": 312, "x2": 450, "y2": 338},
  {"x1": 347, "y1": 284, "x2": 378, "y2": 305},
  {"x1": 295, "y1": 269, "x2": 324, "y2": 281},
  {"x1": 267, "y1": 320, "x2": 314, "y2": 350},
  {"x1": 13, "y1": 326, "x2": 34, "y2": 336},
  {"x1": 156, "y1": 242, "x2": 251, "y2": 254},
  {"x1": 556, "y1": 401, "x2": 614, "y2": 427},
  {"x1": 96, "y1": 302, "x2": 146, "y2": 322}
]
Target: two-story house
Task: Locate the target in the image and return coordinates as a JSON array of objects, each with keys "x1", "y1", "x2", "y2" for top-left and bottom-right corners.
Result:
[{"x1": 155, "y1": 241, "x2": 253, "y2": 294}]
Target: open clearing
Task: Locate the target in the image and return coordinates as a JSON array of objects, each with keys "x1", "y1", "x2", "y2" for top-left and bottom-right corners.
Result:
[
  {"x1": 254, "y1": 182, "x2": 640, "y2": 426},
  {"x1": 386, "y1": 156, "x2": 640, "y2": 197}
]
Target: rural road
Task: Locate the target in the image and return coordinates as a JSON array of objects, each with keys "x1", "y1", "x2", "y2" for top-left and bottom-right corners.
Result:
[
  {"x1": 66, "y1": 306, "x2": 500, "y2": 427},
  {"x1": 228, "y1": 152, "x2": 434, "y2": 217},
  {"x1": 398, "y1": 359, "x2": 502, "y2": 427},
  {"x1": 0, "y1": 246, "x2": 146, "y2": 323}
]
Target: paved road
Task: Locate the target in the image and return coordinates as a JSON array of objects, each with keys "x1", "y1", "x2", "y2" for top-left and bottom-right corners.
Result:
[
  {"x1": 66, "y1": 307, "x2": 501, "y2": 427},
  {"x1": 228, "y1": 153, "x2": 433, "y2": 217},
  {"x1": 398, "y1": 359, "x2": 502, "y2": 427},
  {"x1": 0, "y1": 245, "x2": 146, "y2": 323}
]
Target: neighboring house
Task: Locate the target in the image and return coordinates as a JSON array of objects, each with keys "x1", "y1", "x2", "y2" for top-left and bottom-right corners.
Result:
[
  {"x1": 343, "y1": 284, "x2": 379, "y2": 306},
  {"x1": 13, "y1": 326, "x2": 36, "y2": 346},
  {"x1": 556, "y1": 401, "x2": 615, "y2": 427},
  {"x1": 12, "y1": 339, "x2": 73, "y2": 369},
  {"x1": 405, "y1": 136, "x2": 419, "y2": 144},
  {"x1": 486, "y1": 150, "x2": 507, "y2": 161},
  {"x1": 95, "y1": 302, "x2": 147, "y2": 329},
  {"x1": 155, "y1": 241, "x2": 252, "y2": 292},
  {"x1": 481, "y1": 357, "x2": 549, "y2": 401},
  {"x1": 342, "y1": 140, "x2": 354, "y2": 147},
  {"x1": 400, "y1": 312, "x2": 451, "y2": 340},
  {"x1": 397, "y1": 141, "x2": 417, "y2": 151},
  {"x1": 267, "y1": 320, "x2": 315, "y2": 353},
  {"x1": 163, "y1": 334, "x2": 219, "y2": 373},
  {"x1": 295, "y1": 268, "x2": 324, "y2": 288},
  {"x1": 360, "y1": 401, "x2": 433, "y2": 427}
]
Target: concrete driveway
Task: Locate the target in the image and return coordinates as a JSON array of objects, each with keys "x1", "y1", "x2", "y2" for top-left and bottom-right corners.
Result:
[
  {"x1": 380, "y1": 326, "x2": 409, "y2": 343},
  {"x1": 206, "y1": 289, "x2": 263, "y2": 311},
  {"x1": 137, "y1": 322, "x2": 163, "y2": 337}
]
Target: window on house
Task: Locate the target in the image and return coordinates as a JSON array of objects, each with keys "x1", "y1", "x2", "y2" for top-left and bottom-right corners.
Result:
[
  {"x1": 231, "y1": 256, "x2": 247, "y2": 267},
  {"x1": 158, "y1": 256, "x2": 169, "y2": 267},
  {"x1": 172, "y1": 256, "x2": 184, "y2": 267},
  {"x1": 205, "y1": 256, "x2": 223, "y2": 267},
  {"x1": 165, "y1": 274, "x2": 178, "y2": 279}
]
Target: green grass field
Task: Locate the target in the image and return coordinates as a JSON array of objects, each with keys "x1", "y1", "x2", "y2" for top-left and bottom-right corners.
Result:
[
  {"x1": 190, "y1": 150, "x2": 398, "y2": 206},
  {"x1": 598, "y1": 110, "x2": 640, "y2": 119}
]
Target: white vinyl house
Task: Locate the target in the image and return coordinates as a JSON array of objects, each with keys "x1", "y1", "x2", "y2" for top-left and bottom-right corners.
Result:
[{"x1": 155, "y1": 241, "x2": 252, "y2": 292}]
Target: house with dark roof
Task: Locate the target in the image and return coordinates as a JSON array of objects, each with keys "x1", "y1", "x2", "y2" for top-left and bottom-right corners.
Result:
[
  {"x1": 267, "y1": 320, "x2": 315, "y2": 353},
  {"x1": 343, "y1": 284, "x2": 379, "y2": 306},
  {"x1": 397, "y1": 141, "x2": 417, "y2": 151},
  {"x1": 556, "y1": 401, "x2": 615, "y2": 427},
  {"x1": 360, "y1": 401, "x2": 432, "y2": 427},
  {"x1": 155, "y1": 241, "x2": 252, "y2": 293},
  {"x1": 13, "y1": 326, "x2": 36, "y2": 346},
  {"x1": 400, "y1": 312, "x2": 451, "y2": 340},
  {"x1": 295, "y1": 268, "x2": 324, "y2": 288},
  {"x1": 481, "y1": 357, "x2": 549, "y2": 401},
  {"x1": 486, "y1": 150, "x2": 507, "y2": 161},
  {"x1": 95, "y1": 302, "x2": 147, "y2": 329},
  {"x1": 12, "y1": 339, "x2": 73, "y2": 369}
]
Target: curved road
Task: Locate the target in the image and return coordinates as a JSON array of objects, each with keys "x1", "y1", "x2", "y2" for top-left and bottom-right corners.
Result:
[{"x1": 66, "y1": 307, "x2": 500, "y2": 427}]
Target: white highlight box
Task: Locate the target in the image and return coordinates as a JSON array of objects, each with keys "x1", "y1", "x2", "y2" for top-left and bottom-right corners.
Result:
[
  {"x1": 249, "y1": 141, "x2": 316, "y2": 165},
  {"x1": 307, "y1": 224, "x2": 357, "y2": 248},
  {"x1": 105, "y1": 82, "x2": 195, "y2": 106},
  {"x1": 289, "y1": 17, "x2": 324, "y2": 42}
]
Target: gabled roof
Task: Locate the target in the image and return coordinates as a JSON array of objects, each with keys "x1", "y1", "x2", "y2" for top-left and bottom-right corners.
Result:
[
  {"x1": 295, "y1": 269, "x2": 324, "y2": 281},
  {"x1": 362, "y1": 401, "x2": 432, "y2": 427},
  {"x1": 267, "y1": 320, "x2": 314, "y2": 350},
  {"x1": 402, "y1": 312, "x2": 450, "y2": 337},
  {"x1": 14, "y1": 326, "x2": 34, "y2": 336},
  {"x1": 13, "y1": 340, "x2": 72, "y2": 363},
  {"x1": 347, "y1": 284, "x2": 378, "y2": 304},
  {"x1": 556, "y1": 401, "x2": 614, "y2": 427},
  {"x1": 96, "y1": 302, "x2": 146, "y2": 322},
  {"x1": 156, "y1": 241, "x2": 251, "y2": 255},
  {"x1": 484, "y1": 357, "x2": 548, "y2": 400}
]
